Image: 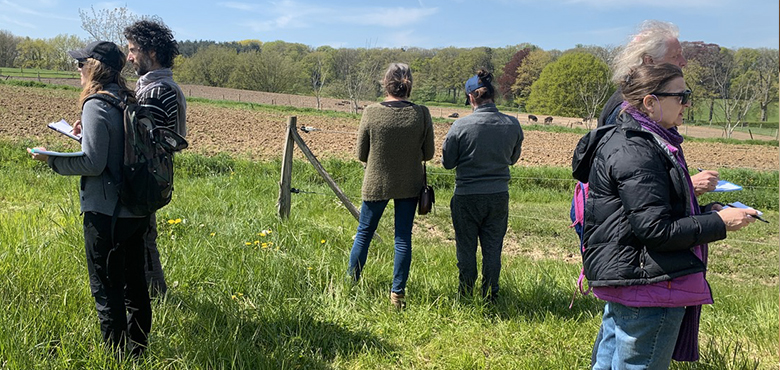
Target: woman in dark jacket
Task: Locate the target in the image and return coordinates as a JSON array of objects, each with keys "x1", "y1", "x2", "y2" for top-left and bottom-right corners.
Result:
[
  {"x1": 571, "y1": 63, "x2": 756, "y2": 369},
  {"x1": 29, "y1": 41, "x2": 152, "y2": 357},
  {"x1": 347, "y1": 63, "x2": 435, "y2": 310}
]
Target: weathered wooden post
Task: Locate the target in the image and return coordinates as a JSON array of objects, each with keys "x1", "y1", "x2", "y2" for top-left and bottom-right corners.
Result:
[
  {"x1": 290, "y1": 127, "x2": 361, "y2": 221},
  {"x1": 277, "y1": 116, "x2": 296, "y2": 219}
]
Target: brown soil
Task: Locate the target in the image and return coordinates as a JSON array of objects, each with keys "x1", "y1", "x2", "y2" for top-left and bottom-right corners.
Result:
[{"x1": 2, "y1": 82, "x2": 777, "y2": 171}]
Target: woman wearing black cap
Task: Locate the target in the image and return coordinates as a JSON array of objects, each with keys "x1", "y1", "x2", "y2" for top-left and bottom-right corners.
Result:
[{"x1": 28, "y1": 41, "x2": 152, "y2": 357}]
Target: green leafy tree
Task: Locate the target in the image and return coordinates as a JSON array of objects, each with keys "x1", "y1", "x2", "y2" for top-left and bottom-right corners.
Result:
[
  {"x1": 15, "y1": 37, "x2": 55, "y2": 69},
  {"x1": 682, "y1": 59, "x2": 716, "y2": 122},
  {"x1": 512, "y1": 49, "x2": 552, "y2": 111},
  {"x1": 0, "y1": 30, "x2": 21, "y2": 68},
  {"x1": 48, "y1": 34, "x2": 86, "y2": 70},
  {"x1": 682, "y1": 41, "x2": 722, "y2": 123},
  {"x1": 229, "y1": 49, "x2": 300, "y2": 93},
  {"x1": 749, "y1": 48, "x2": 779, "y2": 122},
  {"x1": 526, "y1": 52, "x2": 613, "y2": 119},
  {"x1": 175, "y1": 45, "x2": 238, "y2": 87}
]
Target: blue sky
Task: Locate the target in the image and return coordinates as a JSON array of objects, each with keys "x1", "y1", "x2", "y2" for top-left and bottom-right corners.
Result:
[{"x1": 2, "y1": 0, "x2": 778, "y2": 50}]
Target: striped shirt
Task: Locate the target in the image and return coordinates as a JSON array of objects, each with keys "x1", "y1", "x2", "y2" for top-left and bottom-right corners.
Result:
[{"x1": 137, "y1": 84, "x2": 179, "y2": 130}]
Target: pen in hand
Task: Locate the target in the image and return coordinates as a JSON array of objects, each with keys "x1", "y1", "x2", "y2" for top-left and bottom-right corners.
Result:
[{"x1": 727, "y1": 203, "x2": 769, "y2": 223}]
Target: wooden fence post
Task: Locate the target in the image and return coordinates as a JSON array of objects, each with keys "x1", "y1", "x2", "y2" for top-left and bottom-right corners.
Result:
[
  {"x1": 290, "y1": 127, "x2": 361, "y2": 221},
  {"x1": 277, "y1": 116, "x2": 296, "y2": 219}
]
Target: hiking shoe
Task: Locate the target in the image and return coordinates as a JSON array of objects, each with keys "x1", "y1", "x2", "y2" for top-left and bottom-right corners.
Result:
[{"x1": 390, "y1": 292, "x2": 406, "y2": 310}]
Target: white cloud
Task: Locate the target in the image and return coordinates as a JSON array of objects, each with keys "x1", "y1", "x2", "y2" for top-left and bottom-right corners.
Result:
[
  {"x1": 564, "y1": 0, "x2": 725, "y2": 7},
  {"x1": 339, "y1": 7, "x2": 439, "y2": 27},
  {"x1": 218, "y1": 2, "x2": 259, "y2": 11},
  {"x1": 0, "y1": 14, "x2": 36, "y2": 28},
  {"x1": 2, "y1": 0, "x2": 78, "y2": 21},
  {"x1": 228, "y1": 0, "x2": 439, "y2": 34}
]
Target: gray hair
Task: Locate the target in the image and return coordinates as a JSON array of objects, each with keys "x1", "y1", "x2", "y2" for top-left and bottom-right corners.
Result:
[{"x1": 611, "y1": 20, "x2": 680, "y2": 83}]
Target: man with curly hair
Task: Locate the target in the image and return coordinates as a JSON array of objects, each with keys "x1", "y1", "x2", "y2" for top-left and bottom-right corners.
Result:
[{"x1": 124, "y1": 19, "x2": 187, "y2": 297}]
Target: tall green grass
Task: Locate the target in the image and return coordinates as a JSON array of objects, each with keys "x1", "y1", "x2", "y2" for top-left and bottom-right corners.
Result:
[{"x1": 0, "y1": 139, "x2": 776, "y2": 369}]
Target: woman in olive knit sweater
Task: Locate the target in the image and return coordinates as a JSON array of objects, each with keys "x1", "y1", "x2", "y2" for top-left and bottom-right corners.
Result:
[{"x1": 348, "y1": 63, "x2": 435, "y2": 309}]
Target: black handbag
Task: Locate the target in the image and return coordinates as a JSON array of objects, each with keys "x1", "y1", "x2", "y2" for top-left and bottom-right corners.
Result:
[{"x1": 418, "y1": 162, "x2": 434, "y2": 215}]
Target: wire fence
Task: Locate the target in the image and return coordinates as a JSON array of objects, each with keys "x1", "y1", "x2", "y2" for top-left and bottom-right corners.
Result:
[
  {"x1": 289, "y1": 189, "x2": 778, "y2": 248},
  {"x1": 287, "y1": 125, "x2": 778, "y2": 248}
]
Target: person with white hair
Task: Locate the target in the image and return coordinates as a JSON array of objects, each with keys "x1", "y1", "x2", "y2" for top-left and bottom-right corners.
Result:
[
  {"x1": 597, "y1": 20, "x2": 718, "y2": 196},
  {"x1": 599, "y1": 20, "x2": 687, "y2": 127}
]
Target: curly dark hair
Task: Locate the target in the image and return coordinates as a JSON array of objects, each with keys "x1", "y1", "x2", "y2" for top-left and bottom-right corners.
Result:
[{"x1": 124, "y1": 19, "x2": 179, "y2": 68}]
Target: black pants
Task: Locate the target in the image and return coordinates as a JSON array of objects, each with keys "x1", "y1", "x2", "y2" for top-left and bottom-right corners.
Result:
[
  {"x1": 83, "y1": 211, "x2": 152, "y2": 353},
  {"x1": 450, "y1": 192, "x2": 509, "y2": 298},
  {"x1": 143, "y1": 213, "x2": 167, "y2": 296}
]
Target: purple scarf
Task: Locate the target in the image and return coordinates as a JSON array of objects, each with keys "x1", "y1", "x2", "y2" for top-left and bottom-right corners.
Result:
[{"x1": 623, "y1": 102, "x2": 705, "y2": 362}]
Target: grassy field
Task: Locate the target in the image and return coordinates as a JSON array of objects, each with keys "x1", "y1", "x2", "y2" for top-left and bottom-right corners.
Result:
[
  {"x1": 0, "y1": 67, "x2": 80, "y2": 79},
  {"x1": 0, "y1": 137, "x2": 776, "y2": 369}
]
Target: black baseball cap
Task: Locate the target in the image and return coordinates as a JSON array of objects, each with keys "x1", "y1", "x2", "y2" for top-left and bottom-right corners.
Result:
[{"x1": 68, "y1": 41, "x2": 125, "y2": 72}]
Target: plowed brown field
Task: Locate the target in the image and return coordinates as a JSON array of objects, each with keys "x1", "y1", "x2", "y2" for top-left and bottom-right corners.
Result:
[{"x1": 1, "y1": 83, "x2": 777, "y2": 171}]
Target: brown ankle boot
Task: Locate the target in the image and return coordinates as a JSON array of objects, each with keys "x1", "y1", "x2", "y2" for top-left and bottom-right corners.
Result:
[{"x1": 390, "y1": 292, "x2": 406, "y2": 310}]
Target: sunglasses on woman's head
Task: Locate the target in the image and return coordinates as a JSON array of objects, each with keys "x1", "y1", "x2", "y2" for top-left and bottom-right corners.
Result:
[{"x1": 652, "y1": 89, "x2": 692, "y2": 105}]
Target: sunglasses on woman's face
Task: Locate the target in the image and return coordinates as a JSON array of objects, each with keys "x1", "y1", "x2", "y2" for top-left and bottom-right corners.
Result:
[{"x1": 652, "y1": 89, "x2": 692, "y2": 105}]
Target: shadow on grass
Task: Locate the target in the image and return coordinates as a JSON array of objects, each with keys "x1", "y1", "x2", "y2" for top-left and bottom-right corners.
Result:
[
  {"x1": 490, "y1": 279, "x2": 605, "y2": 321},
  {"x1": 159, "y1": 292, "x2": 393, "y2": 369}
]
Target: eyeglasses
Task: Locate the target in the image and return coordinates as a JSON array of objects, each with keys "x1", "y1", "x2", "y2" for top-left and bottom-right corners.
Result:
[{"x1": 652, "y1": 89, "x2": 692, "y2": 105}]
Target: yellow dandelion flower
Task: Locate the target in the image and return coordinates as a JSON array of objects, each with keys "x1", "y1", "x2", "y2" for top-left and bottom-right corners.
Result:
[
  {"x1": 307, "y1": 267, "x2": 313, "y2": 270},
  {"x1": 268, "y1": 242, "x2": 273, "y2": 246},
  {"x1": 210, "y1": 232, "x2": 216, "y2": 237},
  {"x1": 258, "y1": 232, "x2": 266, "y2": 237},
  {"x1": 175, "y1": 218, "x2": 182, "y2": 224},
  {"x1": 231, "y1": 295, "x2": 237, "y2": 300},
  {"x1": 320, "y1": 239, "x2": 326, "y2": 244},
  {"x1": 254, "y1": 240, "x2": 260, "y2": 245},
  {"x1": 245, "y1": 242, "x2": 252, "y2": 246},
  {"x1": 237, "y1": 293, "x2": 244, "y2": 297},
  {"x1": 167, "y1": 219, "x2": 175, "y2": 224},
  {"x1": 261, "y1": 243, "x2": 268, "y2": 248}
]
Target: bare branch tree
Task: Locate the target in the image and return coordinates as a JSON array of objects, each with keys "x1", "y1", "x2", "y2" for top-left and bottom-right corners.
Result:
[
  {"x1": 78, "y1": 5, "x2": 160, "y2": 48},
  {"x1": 336, "y1": 48, "x2": 381, "y2": 114}
]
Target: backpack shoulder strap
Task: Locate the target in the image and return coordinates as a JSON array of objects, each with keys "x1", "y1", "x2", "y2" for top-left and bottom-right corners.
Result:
[{"x1": 84, "y1": 93, "x2": 126, "y2": 111}]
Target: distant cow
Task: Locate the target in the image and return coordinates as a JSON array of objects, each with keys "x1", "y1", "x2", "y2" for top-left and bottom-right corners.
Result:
[
  {"x1": 448, "y1": 112, "x2": 459, "y2": 118},
  {"x1": 544, "y1": 116, "x2": 553, "y2": 124},
  {"x1": 528, "y1": 115, "x2": 538, "y2": 123}
]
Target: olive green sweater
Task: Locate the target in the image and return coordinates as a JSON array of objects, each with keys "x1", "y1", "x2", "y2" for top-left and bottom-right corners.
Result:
[{"x1": 356, "y1": 103, "x2": 435, "y2": 201}]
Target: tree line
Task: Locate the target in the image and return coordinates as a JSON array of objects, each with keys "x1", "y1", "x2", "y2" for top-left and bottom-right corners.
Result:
[{"x1": 0, "y1": 27, "x2": 776, "y2": 130}]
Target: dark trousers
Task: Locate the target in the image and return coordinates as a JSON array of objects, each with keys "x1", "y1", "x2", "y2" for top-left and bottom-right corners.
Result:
[
  {"x1": 450, "y1": 192, "x2": 509, "y2": 298},
  {"x1": 143, "y1": 213, "x2": 167, "y2": 296},
  {"x1": 83, "y1": 212, "x2": 152, "y2": 353}
]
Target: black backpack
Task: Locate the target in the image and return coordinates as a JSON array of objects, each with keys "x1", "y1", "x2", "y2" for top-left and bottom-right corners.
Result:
[{"x1": 86, "y1": 93, "x2": 188, "y2": 216}]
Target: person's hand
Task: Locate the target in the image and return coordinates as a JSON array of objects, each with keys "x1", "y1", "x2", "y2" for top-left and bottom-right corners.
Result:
[
  {"x1": 72, "y1": 119, "x2": 82, "y2": 136},
  {"x1": 691, "y1": 170, "x2": 719, "y2": 196},
  {"x1": 27, "y1": 147, "x2": 49, "y2": 162},
  {"x1": 717, "y1": 207, "x2": 757, "y2": 231}
]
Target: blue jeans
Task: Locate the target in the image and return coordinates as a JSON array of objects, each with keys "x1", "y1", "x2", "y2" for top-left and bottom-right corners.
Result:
[
  {"x1": 348, "y1": 198, "x2": 417, "y2": 294},
  {"x1": 593, "y1": 302, "x2": 685, "y2": 370}
]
